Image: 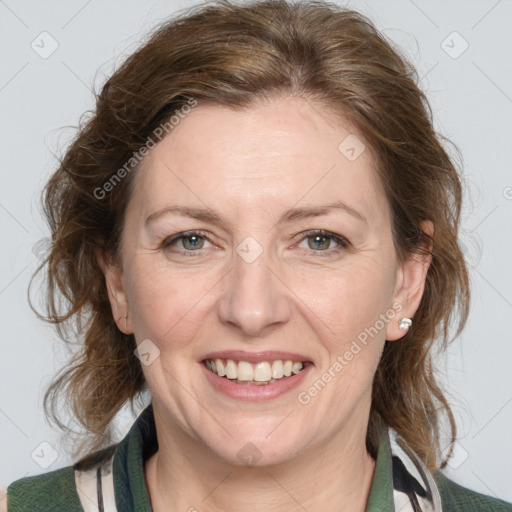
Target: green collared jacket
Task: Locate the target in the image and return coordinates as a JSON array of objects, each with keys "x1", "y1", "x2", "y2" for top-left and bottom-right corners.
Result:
[{"x1": 6, "y1": 405, "x2": 512, "y2": 511}]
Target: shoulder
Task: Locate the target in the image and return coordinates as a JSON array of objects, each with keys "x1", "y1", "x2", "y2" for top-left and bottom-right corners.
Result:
[
  {"x1": 434, "y1": 470, "x2": 512, "y2": 511},
  {"x1": 1, "y1": 486, "x2": 7, "y2": 512},
  {"x1": 6, "y1": 465, "x2": 83, "y2": 512}
]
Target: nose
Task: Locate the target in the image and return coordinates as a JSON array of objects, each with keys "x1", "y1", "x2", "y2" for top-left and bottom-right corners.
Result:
[{"x1": 216, "y1": 246, "x2": 291, "y2": 337}]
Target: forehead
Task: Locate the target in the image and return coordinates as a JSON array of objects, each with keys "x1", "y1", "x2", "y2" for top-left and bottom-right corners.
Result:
[{"x1": 131, "y1": 96, "x2": 390, "y2": 226}]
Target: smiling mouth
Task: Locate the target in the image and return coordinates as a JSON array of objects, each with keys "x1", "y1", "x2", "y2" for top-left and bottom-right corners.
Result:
[{"x1": 202, "y1": 358, "x2": 311, "y2": 385}]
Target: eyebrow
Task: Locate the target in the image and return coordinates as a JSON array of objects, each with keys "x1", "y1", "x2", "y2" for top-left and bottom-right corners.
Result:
[{"x1": 145, "y1": 200, "x2": 368, "y2": 229}]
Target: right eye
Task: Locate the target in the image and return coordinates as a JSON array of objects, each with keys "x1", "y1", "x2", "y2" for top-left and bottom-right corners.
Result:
[{"x1": 161, "y1": 230, "x2": 214, "y2": 254}]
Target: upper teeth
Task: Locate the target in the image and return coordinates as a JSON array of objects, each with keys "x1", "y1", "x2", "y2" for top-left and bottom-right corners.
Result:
[{"x1": 205, "y1": 359, "x2": 305, "y2": 381}]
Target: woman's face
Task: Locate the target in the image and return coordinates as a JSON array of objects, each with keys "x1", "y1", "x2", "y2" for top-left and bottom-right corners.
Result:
[{"x1": 103, "y1": 95, "x2": 431, "y2": 466}]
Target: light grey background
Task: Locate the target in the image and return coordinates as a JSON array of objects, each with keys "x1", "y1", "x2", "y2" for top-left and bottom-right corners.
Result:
[{"x1": 1, "y1": 0, "x2": 511, "y2": 504}]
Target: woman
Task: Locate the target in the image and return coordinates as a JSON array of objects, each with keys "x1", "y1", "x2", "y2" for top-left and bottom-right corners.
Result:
[{"x1": 4, "y1": 0, "x2": 511, "y2": 510}]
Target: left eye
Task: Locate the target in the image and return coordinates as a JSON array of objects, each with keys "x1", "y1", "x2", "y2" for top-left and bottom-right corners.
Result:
[{"x1": 296, "y1": 230, "x2": 348, "y2": 252}]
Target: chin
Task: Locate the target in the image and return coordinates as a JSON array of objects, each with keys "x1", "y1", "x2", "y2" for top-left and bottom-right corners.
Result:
[{"x1": 204, "y1": 429, "x2": 303, "y2": 468}]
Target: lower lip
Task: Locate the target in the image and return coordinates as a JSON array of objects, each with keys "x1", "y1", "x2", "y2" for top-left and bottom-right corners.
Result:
[{"x1": 200, "y1": 362, "x2": 313, "y2": 401}]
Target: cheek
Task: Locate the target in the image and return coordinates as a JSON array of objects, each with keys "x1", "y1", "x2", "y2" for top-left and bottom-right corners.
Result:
[
  {"x1": 290, "y1": 256, "x2": 394, "y2": 407},
  {"x1": 124, "y1": 256, "x2": 217, "y2": 346},
  {"x1": 292, "y1": 257, "x2": 395, "y2": 344}
]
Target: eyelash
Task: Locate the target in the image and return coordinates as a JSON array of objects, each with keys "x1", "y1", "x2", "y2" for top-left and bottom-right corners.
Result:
[{"x1": 160, "y1": 229, "x2": 349, "y2": 257}]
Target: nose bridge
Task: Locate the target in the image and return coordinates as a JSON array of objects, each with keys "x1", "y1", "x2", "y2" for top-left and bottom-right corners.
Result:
[{"x1": 216, "y1": 237, "x2": 291, "y2": 335}]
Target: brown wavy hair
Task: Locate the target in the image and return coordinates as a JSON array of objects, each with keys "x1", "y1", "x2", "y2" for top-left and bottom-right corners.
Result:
[{"x1": 30, "y1": 0, "x2": 469, "y2": 472}]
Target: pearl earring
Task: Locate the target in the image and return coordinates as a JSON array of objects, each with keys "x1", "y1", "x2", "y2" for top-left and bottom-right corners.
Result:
[
  {"x1": 398, "y1": 317, "x2": 412, "y2": 330},
  {"x1": 118, "y1": 313, "x2": 128, "y2": 332}
]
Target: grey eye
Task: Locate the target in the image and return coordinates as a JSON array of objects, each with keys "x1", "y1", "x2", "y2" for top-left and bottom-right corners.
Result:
[
  {"x1": 306, "y1": 234, "x2": 333, "y2": 250},
  {"x1": 180, "y1": 234, "x2": 207, "y2": 250}
]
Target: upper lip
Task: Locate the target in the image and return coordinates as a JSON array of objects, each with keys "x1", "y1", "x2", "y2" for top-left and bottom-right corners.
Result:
[{"x1": 200, "y1": 350, "x2": 313, "y2": 364}]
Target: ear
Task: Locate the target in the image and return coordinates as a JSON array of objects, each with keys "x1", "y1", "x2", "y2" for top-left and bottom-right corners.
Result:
[
  {"x1": 96, "y1": 247, "x2": 133, "y2": 334},
  {"x1": 385, "y1": 220, "x2": 434, "y2": 341}
]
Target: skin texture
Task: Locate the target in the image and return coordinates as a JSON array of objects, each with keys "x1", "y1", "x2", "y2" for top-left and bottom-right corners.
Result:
[{"x1": 99, "y1": 95, "x2": 433, "y2": 512}]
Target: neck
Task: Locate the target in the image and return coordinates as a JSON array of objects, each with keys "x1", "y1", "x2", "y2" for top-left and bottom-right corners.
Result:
[{"x1": 144, "y1": 405, "x2": 377, "y2": 512}]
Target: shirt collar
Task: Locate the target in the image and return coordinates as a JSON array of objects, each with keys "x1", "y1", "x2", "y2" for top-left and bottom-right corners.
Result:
[
  {"x1": 365, "y1": 423, "x2": 396, "y2": 511},
  {"x1": 112, "y1": 403, "x2": 156, "y2": 511}
]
